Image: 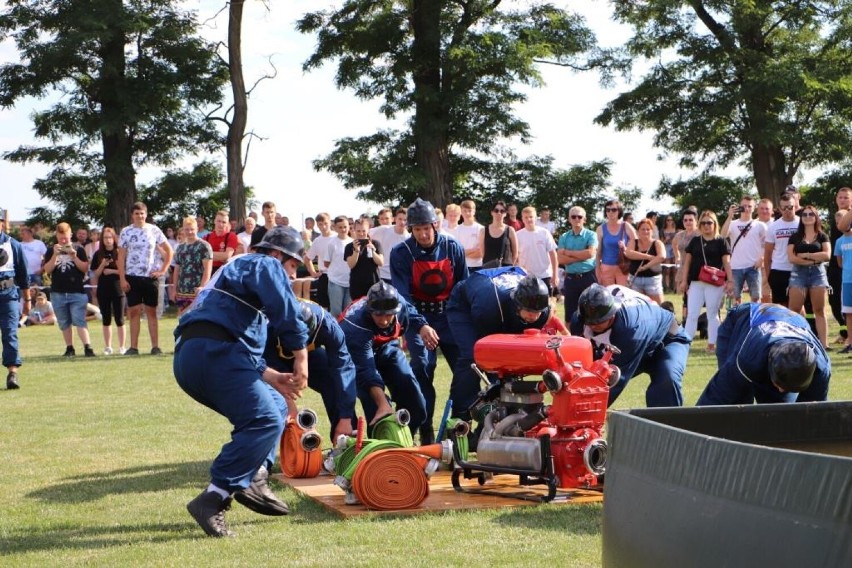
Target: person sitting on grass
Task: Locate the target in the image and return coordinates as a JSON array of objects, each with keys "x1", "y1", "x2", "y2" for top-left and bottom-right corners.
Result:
[{"x1": 21, "y1": 292, "x2": 55, "y2": 326}]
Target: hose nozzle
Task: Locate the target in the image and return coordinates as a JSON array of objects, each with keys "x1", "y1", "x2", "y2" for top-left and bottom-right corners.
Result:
[
  {"x1": 296, "y1": 408, "x2": 318, "y2": 430},
  {"x1": 300, "y1": 431, "x2": 322, "y2": 452},
  {"x1": 395, "y1": 408, "x2": 411, "y2": 426}
]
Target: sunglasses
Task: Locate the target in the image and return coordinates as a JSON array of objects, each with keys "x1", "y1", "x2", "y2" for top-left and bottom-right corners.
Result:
[
  {"x1": 570, "y1": 214, "x2": 584, "y2": 220},
  {"x1": 605, "y1": 207, "x2": 619, "y2": 212},
  {"x1": 801, "y1": 211, "x2": 817, "y2": 218},
  {"x1": 780, "y1": 205, "x2": 794, "y2": 211},
  {"x1": 492, "y1": 208, "x2": 506, "y2": 213},
  {"x1": 699, "y1": 220, "x2": 715, "y2": 226}
]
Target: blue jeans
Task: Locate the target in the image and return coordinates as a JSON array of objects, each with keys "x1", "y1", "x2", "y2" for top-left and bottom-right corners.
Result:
[
  {"x1": 405, "y1": 312, "x2": 459, "y2": 429},
  {"x1": 326, "y1": 281, "x2": 351, "y2": 318},
  {"x1": 0, "y1": 298, "x2": 22, "y2": 368},
  {"x1": 51, "y1": 292, "x2": 89, "y2": 330},
  {"x1": 731, "y1": 267, "x2": 761, "y2": 301},
  {"x1": 174, "y1": 338, "x2": 287, "y2": 491}
]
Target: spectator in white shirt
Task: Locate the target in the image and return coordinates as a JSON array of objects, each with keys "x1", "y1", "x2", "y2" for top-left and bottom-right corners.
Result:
[
  {"x1": 517, "y1": 206, "x2": 559, "y2": 293},
  {"x1": 455, "y1": 200, "x2": 483, "y2": 269}
]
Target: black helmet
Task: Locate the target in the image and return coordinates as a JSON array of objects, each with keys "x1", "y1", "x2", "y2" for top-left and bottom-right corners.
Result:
[
  {"x1": 578, "y1": 283, "x2": 621, "y2": 325},
  {"x1": 511, "y1": 275, "x2": 550, "y2": 312},
  {"x1": 254, "y1": 226, "x2": 303, "y2": 262},
  {"x1": 768, "y1": 341, "x2": 816, "y2": 393},
  {"x1": 406, "y1": 197, "x2": 438, "y2": 228},
  {"x1": 366, "y1": 281, "x2": 401, "y2": 315}
]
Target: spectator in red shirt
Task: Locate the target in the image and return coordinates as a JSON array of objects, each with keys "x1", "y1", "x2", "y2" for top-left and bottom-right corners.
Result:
[{"x1": 205, "y1": 210, "x2": 238, "y2": 273}]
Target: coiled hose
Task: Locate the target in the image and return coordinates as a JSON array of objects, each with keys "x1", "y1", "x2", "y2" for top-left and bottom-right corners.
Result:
[
  {"x1": 351, "y1": 444, "x2": 449, "y2": 510},
  {"x1": 280, "y1": 410, "x2": 323, "y2": 478},
  {"x1": 370, "y1": 409, "x2": 414, "y2": 447}
]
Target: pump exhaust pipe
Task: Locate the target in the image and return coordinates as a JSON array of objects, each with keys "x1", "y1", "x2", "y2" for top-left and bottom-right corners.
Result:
[
  {"x1": 583, "y1": 438, "x2": 608, "y2": 476},
  {"x1": 300, "y1": 430, "x2": 323, "y2": 452},
  {"x1": 296, "y1": 408, "x2": 318, "y2": 430},
  {"x1": 395, "y1": 408, "x2": 411, "y2": 427}
]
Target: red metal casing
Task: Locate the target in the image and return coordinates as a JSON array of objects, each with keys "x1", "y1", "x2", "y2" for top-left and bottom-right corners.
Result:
[{"x1": 473, "y1": 330, "x2": 593, "y2": 378}]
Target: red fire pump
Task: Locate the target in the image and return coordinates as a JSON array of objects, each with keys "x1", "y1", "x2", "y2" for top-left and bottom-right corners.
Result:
[{"x1": 450, "y1": 330, "x2": 616, "y2": 502}]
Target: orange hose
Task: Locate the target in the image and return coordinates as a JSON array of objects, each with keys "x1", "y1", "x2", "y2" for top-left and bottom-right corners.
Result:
[
  {"x1": 350, "y1": 443, "x2": 445, "y2": 510},
  {"x1": 280, "y1": 418, "x2": 323, "y2": 478}
]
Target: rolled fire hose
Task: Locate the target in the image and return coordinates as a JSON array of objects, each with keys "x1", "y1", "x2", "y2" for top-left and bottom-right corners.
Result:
[
  {"x1": 280, "y1": 409, "x2": 323, "y2": 478},
  {"x1": 370, "y1": 409, "x2": 414, "y2": 447},
  {"x1": 351, "y1": 443, "x2": 449, "y2": 510}
]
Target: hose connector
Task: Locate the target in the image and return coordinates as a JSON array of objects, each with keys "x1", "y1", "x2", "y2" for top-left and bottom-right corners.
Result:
[
  {"x1": 296, "y1": 408, "x2": 318, "y2": 430},
  {"x1": 395, "y1": 408, "x2": 411, "y2": 427},
  {"x1": 300, "y1": 431, "x2": 322, "y2": 452},
  {"x1": 583, "y1": 438, "x2": 608, "y2": 476}
]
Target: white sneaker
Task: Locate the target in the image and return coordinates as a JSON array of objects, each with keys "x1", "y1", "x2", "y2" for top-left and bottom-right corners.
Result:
[
  {"x1": 119, "y1": 347, "x2": 127, "y2": 355},
  {"x1": 103, "y1": 347, "x2": 113, "y2": 355}
]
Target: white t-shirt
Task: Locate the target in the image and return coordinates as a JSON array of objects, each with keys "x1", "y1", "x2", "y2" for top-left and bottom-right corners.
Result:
[
  {"x1": 20, "y1": 239, "x2": 47, "y2": 275},
  {"x1": 370, "y1": 225, "x2": 409, "y2": 280},
  {"x1": 325, "y1": 236, "x2": 353, "y2": 287},
  {"x1": 236, "y1": 231, "x2": 251, "y2": 253},
  {"x1": 536, "y1": 219, "x2": 556, "y2": 236},
  {"x1": 516, "y1": 226, "x2": 557, "y2": 278},
  {"x1": 727, "y1": 218, "x2": 767, "y2": 269},
  {"x1": 766, "y1": 217, "x2": 800, "y2": 272},
  {"x1": 119, "y1": 223, "x2": 167, "y2": 277},
  {"x1": 454, "y1": 222, "x2": 484, "y2": 268},
  {"x1": 306, "y1": 234, "x2": 335, "y2": 273}
]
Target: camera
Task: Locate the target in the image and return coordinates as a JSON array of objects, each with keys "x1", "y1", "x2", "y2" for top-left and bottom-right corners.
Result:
[
  {"x1": 733, "y1": 206, "x2": 745, "y2": 215},
  {"x1": 59, "y1": 244, "x2": 74, "y2": 254}
]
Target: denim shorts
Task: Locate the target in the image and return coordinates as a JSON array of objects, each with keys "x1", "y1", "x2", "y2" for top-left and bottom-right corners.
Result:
[
  {"x1": 789, "y1": 264, "x2": 829, "y2": 289},
  {"x1": 51, "y1": 292, "x2": 89, "y2": 330},
  {"x1": 630, "y1": 274, "x2": 663, "y2": 297}
]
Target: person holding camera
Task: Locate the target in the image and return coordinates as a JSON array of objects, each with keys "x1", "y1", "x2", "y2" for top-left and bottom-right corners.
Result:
[
  {"x1": 720, "y1": 195, "x2": 766, "y2": 305},
  {"x1": 43, "y1": 222, "x2": 95, "y2": 358},
  {"x1": 345, "y1": 218, "x2": 383, "y2": 300}
]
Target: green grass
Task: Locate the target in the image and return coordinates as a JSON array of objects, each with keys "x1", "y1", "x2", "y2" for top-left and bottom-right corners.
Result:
[{"x1": 1, "y1": 304, "x2": 850, "y2": 567}]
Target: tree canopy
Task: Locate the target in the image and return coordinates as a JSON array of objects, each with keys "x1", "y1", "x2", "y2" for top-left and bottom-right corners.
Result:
[
  {"x1": 597, "y1": 0, "x2": 852, "y2": 205},
  {"x1": 0, "y1": 0, "x2": 228, "y2": 228},
  {"x1": 298, "y1": 0, "x2": 600, "y2": 209}
]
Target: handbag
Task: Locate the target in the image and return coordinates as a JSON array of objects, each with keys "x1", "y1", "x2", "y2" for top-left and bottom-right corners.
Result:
[{"x1": 698, "y1": 238, "x2": 726, "y2": 286}]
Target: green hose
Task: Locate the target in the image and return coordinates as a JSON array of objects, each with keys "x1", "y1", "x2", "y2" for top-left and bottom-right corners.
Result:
[
  {"x1": 446, "y1": 418, "x2": 469, "y2": 462},
  {"x1": 334, "y1": 438, "x2": 403, "y2": 481},
  {"x1": 371, "y1": 413, "x2": 414, "y2": 447}
]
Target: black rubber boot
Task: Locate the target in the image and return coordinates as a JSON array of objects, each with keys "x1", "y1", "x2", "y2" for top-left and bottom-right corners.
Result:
[
  {"x1": 186, "y1": 490, "x2": 234, "y2": 538},
  {"x1": 233, "y1": 466, "x2": 289, "y2": 516}
]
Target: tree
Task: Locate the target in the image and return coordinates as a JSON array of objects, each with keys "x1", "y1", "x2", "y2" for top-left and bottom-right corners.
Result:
[
  {"x1": 298, "y1": 1, "x2": 598, "y2": 208},
  {"x1": 0, "y1": 0, "x2": 228, "y2": 228},
  {"x1": 653, "y1": 174, "x2": 752, "y2": 221},
  {"x1": 596, "y1": 1, "x2": 852, "y2": 205}
]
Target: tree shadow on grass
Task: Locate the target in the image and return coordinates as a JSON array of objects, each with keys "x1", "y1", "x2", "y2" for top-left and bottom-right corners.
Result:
[{"x1": 27, "y1": 460, "x2": 211, "y2": 504}]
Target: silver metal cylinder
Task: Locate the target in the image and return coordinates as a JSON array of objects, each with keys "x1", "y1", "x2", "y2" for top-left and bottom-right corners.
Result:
[
  {"x1": 476, "y1": 437, "x2": 542, "y2": 471},
  {"x1": 300, "y1": 431, "x2": 322, "y2": 452},
  {"x1": 296, "y1": 408, "x2": 318, "y2": 430}
]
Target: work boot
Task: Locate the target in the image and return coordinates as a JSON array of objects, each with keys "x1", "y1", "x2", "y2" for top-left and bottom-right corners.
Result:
[
  {"x1": 186, "y1": 490, "x2": 234, "y2": 538},
  {"x1": 6, "y1": 372, "x2": 19, "y2": 390},
  {"x1": 233, "y1": 466, "x2": 289, "y2": 516},
  {"x1": 419, "y1": 425, "x2": 435, "y2": 446}
]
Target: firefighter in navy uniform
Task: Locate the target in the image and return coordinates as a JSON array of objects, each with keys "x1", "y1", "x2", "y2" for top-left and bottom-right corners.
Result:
[
  {"x1": 390, "y1": 198, "x2": 468, "y2": 444},
  {"x1": 446, "y1": 267, "x2": 552, "y2": 422},
  {"x1": 697, "y1": 302, "x2": 830, "y2": 405},
  {"x1": 572, "y1": 283, "x2": 690, "y2": 407},
  {"x1": 174, "y1": 227, "x2": 309, "y2": 538},
  {"x1": 0, "y1": 207, "x2": 30, "y2": 390},
  {"x1": 339, "y1": 281, "x2": 439, "y2": 436}
]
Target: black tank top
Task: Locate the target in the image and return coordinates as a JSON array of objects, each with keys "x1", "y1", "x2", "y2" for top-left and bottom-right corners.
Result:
[{"x1": 483, "y1": 226, "x2": 512, "y2": 266}]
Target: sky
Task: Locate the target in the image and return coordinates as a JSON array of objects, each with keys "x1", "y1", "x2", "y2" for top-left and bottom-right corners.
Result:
[{"x1": 0, "y1": 0, "x2": 691, "y2": 226}]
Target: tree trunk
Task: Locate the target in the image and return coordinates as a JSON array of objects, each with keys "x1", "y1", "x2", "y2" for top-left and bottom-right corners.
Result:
[
  {"x1": 751, "y1": 143, "x2": 789, "y2": 206},
  {"x1": 411, "y1": 0, "x2": 452, "y2": 209},
  {"x1": 99, "y1": 3, "x2": 136, "y2": 229},
  {"x1": 227, "y1": 0, "x2": 248, "y2": 223}
]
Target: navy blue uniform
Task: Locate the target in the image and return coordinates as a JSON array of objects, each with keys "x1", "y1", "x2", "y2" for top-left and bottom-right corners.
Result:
[
  {"x1": 339, "y1": 296, "x2": 430, "y2": 430},
  {"x1": 446, "y1": 266, "x2": 550, "y2": 416},
  {"x1": 0, "y1": 233, "x2": 29, "y2": 369},
  {"x1": 264, "y1": 300, "x2": 357, "y2": 437},
  {"x1": 174, "y1": 254, "x2": 307, "y2": 493},
  {"x1": 697, "y1": 303, "x2": 830, "y2": 405},
  {"x1": 390, "y1": 233, "x2": 468, "y2": 429},
  {"x1": 571, "y1": 287, "x2": 689, "y2": 407}
]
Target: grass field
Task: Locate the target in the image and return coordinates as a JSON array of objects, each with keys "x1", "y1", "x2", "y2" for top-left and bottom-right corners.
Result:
[{"x1": 1, "y1": 305, "x2": 850, "y2": 567}]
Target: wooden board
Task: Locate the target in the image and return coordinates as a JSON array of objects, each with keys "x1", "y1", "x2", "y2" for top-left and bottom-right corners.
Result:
[{"x1": 271, "y1": 470, "x2": 603, "y2": 518}]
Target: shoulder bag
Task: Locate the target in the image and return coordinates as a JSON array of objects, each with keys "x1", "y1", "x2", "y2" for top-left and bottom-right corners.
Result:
[{"x1": 698, "y1": 238, "x2": 726, "y2": 286}]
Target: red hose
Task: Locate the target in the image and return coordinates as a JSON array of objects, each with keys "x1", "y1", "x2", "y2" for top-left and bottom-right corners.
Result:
[
  {"x1": 350, "y1": 444, "x2": 445, "y2": 510},
  {"x1": 280, "y1": 418, "x2": 322, "y2": 478}
]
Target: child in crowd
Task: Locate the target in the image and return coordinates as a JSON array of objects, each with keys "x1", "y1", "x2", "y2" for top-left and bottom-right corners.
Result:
[
  {"x1": 21, "y1": 292, "x2": 55, "y2": 326},
  {"x1": 834, "y1": 212, "x2": 852, "y2": 353}
]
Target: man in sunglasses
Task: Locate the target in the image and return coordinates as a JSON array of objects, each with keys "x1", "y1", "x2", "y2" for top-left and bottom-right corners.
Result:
[
  {"x1": 557, "y1": 206, "x2": 598, "y2": 321},
  {"x1": 764, "y1": 193, "x2": 800, "y2": 307}
]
